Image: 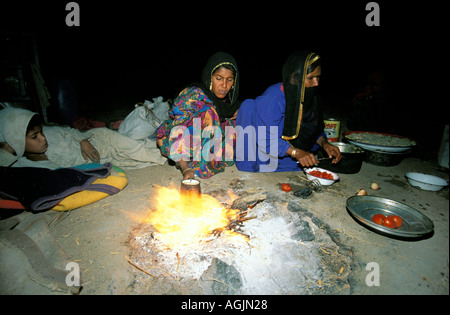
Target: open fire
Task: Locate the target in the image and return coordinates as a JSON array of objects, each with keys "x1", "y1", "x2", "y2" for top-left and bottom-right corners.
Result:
[
  {"x1": 137, "y1": 184, "x2": 256, "y2": 250},
  {"x1": 128, "y1": 183, "x2": 352, "y2": 294}
]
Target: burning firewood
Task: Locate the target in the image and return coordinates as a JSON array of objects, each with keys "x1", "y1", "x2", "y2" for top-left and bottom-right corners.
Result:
[
  {"x1": 144, "y1": 186, "x2": 266, "y2": 247},
  {"x1": 230, "y1": 193, "x2": 267, "y2": 211},
  {"x1": 209, "y1": 194, "x2": 265, "y2": 240}
]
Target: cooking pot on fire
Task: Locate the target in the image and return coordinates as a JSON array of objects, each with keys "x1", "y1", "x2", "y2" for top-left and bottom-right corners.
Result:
[{"x1": 180, "y1": 179, "x2": 202, "y2": 203}]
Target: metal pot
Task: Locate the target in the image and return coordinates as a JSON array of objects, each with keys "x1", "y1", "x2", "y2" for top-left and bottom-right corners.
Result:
[
  {"x1": 318, "y1": 142, "x2": 365, "y2": 174},
  {"x1": 363, "y1": 150, "x2": 409, "y2": 167},
  {"x1": 180, "y1": 179, "x2": 201, "y2": 203}
]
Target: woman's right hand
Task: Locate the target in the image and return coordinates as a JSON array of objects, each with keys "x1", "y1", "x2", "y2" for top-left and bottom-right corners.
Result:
[{"x1": 294, "y1": 149, "x2": 319, "y2": 168}]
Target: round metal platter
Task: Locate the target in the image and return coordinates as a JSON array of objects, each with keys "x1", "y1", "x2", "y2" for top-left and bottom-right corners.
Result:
[
  {"x1": 343, "y1": 131, "x2": 415, "y2": 153},
  {"x1": 346, "y1": 195, "x2": 434, "y2": 238},
  {"x1": 346, "y1": 139, "x2": 412, "y2": 154}
]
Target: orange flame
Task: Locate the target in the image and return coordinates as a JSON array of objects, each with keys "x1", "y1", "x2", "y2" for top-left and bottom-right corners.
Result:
[{"x1": 140, "y1": 185, "x2": 244, "y2": 248}]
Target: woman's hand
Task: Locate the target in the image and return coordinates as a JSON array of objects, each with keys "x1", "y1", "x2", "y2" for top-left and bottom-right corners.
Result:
[
  {"x1": 293, "y1": 149, "x2": 319, "y2": 168},
  {"x1": 179, "y1": 160, "x2": 195, "y2": 180},
  {"x1": 80, "y1": 139, "x2": 100, "y2": 163},
  {"x1": 322, "y1": 142, "x2": 342, "y2": 164},
  {"x1": 183, "y1": 168, "x2": 195, "y2": 180},
  {"x1": 156, "y1": 137, "x2": 164, "y2": 148}
]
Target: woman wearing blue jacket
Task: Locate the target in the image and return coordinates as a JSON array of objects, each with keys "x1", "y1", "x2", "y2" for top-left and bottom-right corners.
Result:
[{"x1": 235, "y1": 51, "x2": 341, "y2": 173}]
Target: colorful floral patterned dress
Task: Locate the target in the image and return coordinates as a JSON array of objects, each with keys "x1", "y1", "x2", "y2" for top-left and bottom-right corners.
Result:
[{"x1": 156, "y1": 86, "x2": 236, "y2": 178}]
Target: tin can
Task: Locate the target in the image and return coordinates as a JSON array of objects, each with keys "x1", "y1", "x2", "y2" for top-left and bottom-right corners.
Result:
[
  {"x1": 180, "y1": 179, "x2": 202, "y2": 204},
  {"x1": 324, "y1": 118, "x2": 340, "y2": 142}
]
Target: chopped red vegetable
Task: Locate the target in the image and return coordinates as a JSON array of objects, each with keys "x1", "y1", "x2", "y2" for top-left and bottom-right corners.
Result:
[{"x1": 308, "y1": 170, "x2": 334, "y2": 180}]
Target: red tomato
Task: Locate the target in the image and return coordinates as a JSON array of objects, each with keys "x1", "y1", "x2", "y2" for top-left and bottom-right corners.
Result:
[
  {"x1": 382, "y1": 217, "x2": 396, "y2": 229},
  {"x1": 281, "y1": 183, "x2": 292, "y2": 192},
  {"x1": 372, "y1": 214, "x2": 386, "y2": 225},
  {"x1": 309, "y1": 170, "x2": 334, "y2": 180},
  {"x1": 388, "y1": 215, "x2": 403, "y2": 228}
]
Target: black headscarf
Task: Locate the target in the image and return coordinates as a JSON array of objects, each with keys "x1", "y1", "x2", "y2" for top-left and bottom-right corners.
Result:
[
  {"x1": 281, "y1": 51, "x2": 324, "y2": 151},
  {"x1": 191, "y1": 52, "x2": 241, "y2": 121}
]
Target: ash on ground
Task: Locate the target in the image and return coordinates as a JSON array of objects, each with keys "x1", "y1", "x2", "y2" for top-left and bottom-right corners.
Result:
[{"x1": 127, "y1": 190, "x2": 352, "y2": 295}]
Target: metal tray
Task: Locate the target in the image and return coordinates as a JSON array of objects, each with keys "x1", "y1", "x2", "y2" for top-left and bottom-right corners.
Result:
[
  {"x1": 343, "y1": 131, "x2": 415, "y2": 153},
  {"x1": 346, "y1": 195, "x2": 434, "y2": 238}
]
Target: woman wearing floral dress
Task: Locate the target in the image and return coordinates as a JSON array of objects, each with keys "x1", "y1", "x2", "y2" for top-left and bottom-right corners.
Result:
[{"x1": 156, "y1": 52, "x2": 240, "y2": 179}]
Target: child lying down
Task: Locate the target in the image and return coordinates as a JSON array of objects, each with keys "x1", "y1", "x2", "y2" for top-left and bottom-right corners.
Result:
[{"x1": 0, "y1": 107, "x2": 167, "y2": 169}]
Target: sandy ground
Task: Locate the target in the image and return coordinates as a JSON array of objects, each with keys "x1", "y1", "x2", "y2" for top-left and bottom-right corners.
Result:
[
  {"x1": 0, "y1": 104, "x2": 448, "y2": 295},
  {"x1": 1, "y1": 152, "x2": 448, "y2": 295}
]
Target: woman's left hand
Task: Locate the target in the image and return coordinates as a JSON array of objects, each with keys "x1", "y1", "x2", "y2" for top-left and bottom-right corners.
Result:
[
  {"x1": 183, "y1": 169, "x2": 195, "y2": 180},
  {"x1": 80, "y1": 139, "x2": 100, "y2": 163},
  {"x1": 322, "y1": 142, "x2": 342, "y2": 164}
]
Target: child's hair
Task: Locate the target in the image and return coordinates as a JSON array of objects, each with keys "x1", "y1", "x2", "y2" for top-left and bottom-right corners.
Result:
[{"x1": 26, "y1": 114, "x2": 43, "y2": 134}]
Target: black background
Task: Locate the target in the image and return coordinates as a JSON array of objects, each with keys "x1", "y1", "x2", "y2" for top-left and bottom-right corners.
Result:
[{"x1": 0, "y1": 0, "x2": 445, "y2": 150}]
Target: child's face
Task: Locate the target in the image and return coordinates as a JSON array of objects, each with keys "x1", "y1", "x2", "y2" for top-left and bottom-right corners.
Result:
[{"x1": 25, "y1": 125, "x2": 48, "y2": 154}]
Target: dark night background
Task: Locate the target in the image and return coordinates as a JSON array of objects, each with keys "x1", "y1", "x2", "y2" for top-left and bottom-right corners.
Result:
[{"x1": 0, "y1": 0, "x2": 446, "y2": 152}]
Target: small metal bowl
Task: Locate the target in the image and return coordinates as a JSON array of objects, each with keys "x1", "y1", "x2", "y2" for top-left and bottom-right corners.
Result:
[{"x1": 405, "y1": 172, "x2": 448, "y2": 191}]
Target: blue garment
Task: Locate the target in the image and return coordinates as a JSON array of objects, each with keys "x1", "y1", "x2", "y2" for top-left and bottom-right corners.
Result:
[{"x1": 235, "y1": 83, "x2": 325, "y2": 172}]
